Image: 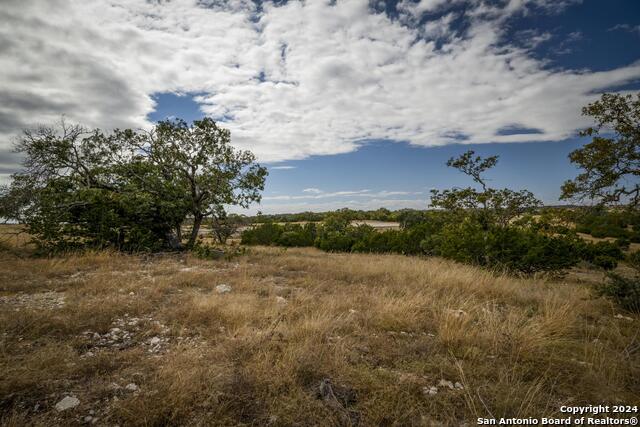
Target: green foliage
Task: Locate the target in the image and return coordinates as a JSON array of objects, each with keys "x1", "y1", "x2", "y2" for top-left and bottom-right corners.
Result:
[
  {"x1": 598, "y1": 273, "x2": 640, "y2": 313},
  {"x1": 576, "y1": 240, "x2": 624, "y2": 270},
  {"x1": 0, "y1": 119, "x2": 266, "y2": 253},
  {"x1": 422, "y1": 221, "x2": 580, "y2": 274},
  {"x1": 192, "y1": 240, "x2": 247, "y2": 260},
  {"x1": 430, "y1": 151, "x2": 542, "y2": 229},
  {"x1": 240, "y1": 222, "x2": 283, "y2": 246},
  {"x1": 627, "y1": 250, "x2": 640, "y2": 270},
  {"x1": 191, "y1": 240, "x2": 226, "y2": 260},
  {"x1": 561, "y1": 92, "x2": 640, "y2": 207},
  {"x1": 573, "y1": 207, "x2": 639, "y2": 239},
  {"x1": 277, "y1": 223, "x2": 317, "y2": 247}
]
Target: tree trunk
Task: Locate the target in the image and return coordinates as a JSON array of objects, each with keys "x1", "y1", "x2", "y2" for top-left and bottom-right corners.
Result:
[
  {"x1": 176, "y1": 224, "x2": 182, "y2": 244},
  {"x1": 186, "y1": 215, "x2": 203, "y2": 249}
]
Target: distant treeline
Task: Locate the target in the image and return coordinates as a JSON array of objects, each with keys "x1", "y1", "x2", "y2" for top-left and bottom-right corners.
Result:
[{"x1": 248, "y1": 208, "x2": 397, "y2": 224}]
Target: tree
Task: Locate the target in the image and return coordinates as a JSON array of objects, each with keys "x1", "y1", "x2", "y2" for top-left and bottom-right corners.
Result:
[
  {"x1": 128, "y1": 118, "x2": 267, "y2": 248},
  {"x1": 0, "y1": 118, "x2": 267, "y2": 251},
  {"x1": 210, "y1": 212, "x2": 248, "y2": 244},
  {"x1": 430, "y1": 150, "x2": 541, "y2": 228},
  {"x1": 561, "y1": 92, "x2": 640, "y2": 207}
]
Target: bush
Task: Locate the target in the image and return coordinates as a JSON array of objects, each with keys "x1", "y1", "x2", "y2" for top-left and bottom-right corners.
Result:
[
  {"x1": 577, "y1": 241, "x2": 625, "y2": 265},
  {"x1": 191, "y1": 241, "x2": 226, "y2": 260},
  {"x1": 423, "y1": 222, "x2": 580, "y2": 274},
  {"x1": 277, "y1": 223, "x2": 317, "y2": 247},
  {"x1": 627, "y1": 250, "x2": 640, "y2": 270},
  {"x1": 598, "y1": 273, "x2": 640, "y2": 313},
  {"x1": 240, "y1": 222, "x2": 283, "y2": 245},
  {"x1": 592, "y1": 255, "x2": 618, "y2": 270},
  {"x1": 615, "y1": 237, "x2": 631, "y2": 249}
]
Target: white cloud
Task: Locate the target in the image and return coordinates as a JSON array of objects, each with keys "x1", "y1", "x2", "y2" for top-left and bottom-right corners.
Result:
[
  {"x1": 609, "y1": 24, "x2": 640, "y2": 36},
  {"x1": 302, "y1": 188, "x2": 324, "y2": 194},
  {"x1": 270, "y1": 165, "x2": 296, "y2": 170},
  {"x1": 262, "y1": 189, "x2": 421, "y2": 201},
  {"x1": 0, "y1": 0, "x2": 638, "y2": 174}
]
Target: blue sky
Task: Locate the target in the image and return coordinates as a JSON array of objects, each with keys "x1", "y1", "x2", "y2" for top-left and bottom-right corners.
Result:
[{"x1": 3, "y1": 0, "x2": 640, "y2": 213}]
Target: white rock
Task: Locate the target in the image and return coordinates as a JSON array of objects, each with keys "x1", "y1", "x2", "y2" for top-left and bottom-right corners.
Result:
[
  {"x1": 422, "y1": 386, "x2": 438, "y2": 396},
  {"x1": 614, "y1": 314, "x2": 634, "y2": 321},
  {"x1": 55, "y1": 396, "x2": 80, "y2": 412},
  {"x1": 438, "y1": 379, "x2": 454, "y2": 389},
  {"x1": 125, "y1": 383, "x2": 139, "y2": 392},
  {"x1": 275, "y1": 296, "x2": 288, "y2": 305},
  {"x1": 149, "y1": 337, "x2": 161, "y2": 345},
  {"x1": 454, "y1": 382, "x2": 464, "y2": 390},
  {"x1": 216, "y1": 284, "x2": 232, "y2": 294}
]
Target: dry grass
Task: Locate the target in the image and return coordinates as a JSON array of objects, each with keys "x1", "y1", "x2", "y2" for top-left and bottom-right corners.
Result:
[{"x1": 1, "y1": 228, "x2": 639, "y2": 426}]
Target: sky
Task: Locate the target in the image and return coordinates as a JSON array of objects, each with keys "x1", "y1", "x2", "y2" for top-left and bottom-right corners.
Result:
[{"x1": 1, "y1": 0, "x2": 640, "y2": 214}]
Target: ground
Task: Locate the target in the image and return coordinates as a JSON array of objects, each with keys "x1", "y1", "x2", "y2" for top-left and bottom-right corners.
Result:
[{"x1": 0, "y1": 232, "x2": 639, "y2": 425}]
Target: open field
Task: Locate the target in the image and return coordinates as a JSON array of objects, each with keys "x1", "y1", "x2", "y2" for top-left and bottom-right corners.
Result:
[{"x1": 1, "y1": 234, "x2": 639, "y2": 425}]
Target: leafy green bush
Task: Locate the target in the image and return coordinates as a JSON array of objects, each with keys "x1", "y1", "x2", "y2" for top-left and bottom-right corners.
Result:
[
  {"x1": 615, "y1": 237, "x2": 631, "y2": 249},
  {"x1": 577, "y1": 241, "x2": 624, "y2": 266},
  {"x1": 191, "y1": 241, "x2": 226, "y2": 259},
  {"x1": 592, "y1": 255, "x2": 618, "y2": 270},
  {"x1": 598, "y1": 273, "x2": 640, "y2": 313},
  {"x1": 420, "y1": 221, "x2": 579, "y2": 274},
  {"x1": 240, "y1": 222, "x2": 284, "y2": 245},
  {"x1": 277, "y1": 223, "x2": 317, "y2": 247},
  {"x1": 627, "y1": 250, "x2": 640, "y2": 270}
]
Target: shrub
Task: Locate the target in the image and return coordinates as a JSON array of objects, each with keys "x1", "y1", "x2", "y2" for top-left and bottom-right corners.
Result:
[
  {"x1": 191, "y1": 241, "x2": 226, "y2": 260},
  {"x1": 598, "y1": 273, "x2": 640, "y2": 313},
  {"x1": 592, "y1": 255, "x2": 618, "y2": 270},
  {"x1": 615, "y1": 237, "x2": 631, "y2": 249},
  {"x1": 240, "y1": 222, "x2": 283, "y2": 245},
  {"x1": 277, "y1": 223, "x2": 317, "y2": 247},
  {"x1": 418, "y1": 221, "x2": 581, "y2": 274},
  {"x1": 577, "y1": 241, "x2": 625, "y2": 265},
  {"x1": 627, "y1": 250, "x2": 640, "y2": 270}
]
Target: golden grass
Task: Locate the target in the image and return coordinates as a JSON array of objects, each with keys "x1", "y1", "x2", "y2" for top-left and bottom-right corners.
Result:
[{"x1": 1, "y1": 231, "x2": 639, "y2": 425}]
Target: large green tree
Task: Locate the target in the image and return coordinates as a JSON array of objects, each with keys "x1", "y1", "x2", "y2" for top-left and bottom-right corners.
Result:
[
  {"x1": 0, "y1": 118, "x2": 267, "y2": 251},
  {"x1": 561, "y1": 92, "x2": 640, "y2": 207}
]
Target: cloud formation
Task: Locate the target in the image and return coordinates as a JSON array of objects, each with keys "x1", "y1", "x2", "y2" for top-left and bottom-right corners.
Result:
[{"x1": 1, "y1": 0, "x2": 639, "y2": 179}]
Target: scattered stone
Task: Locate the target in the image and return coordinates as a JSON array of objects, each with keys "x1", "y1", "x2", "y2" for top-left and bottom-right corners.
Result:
[
  {"x1": 438, "y1": 379, "x2": 454, "y2": 389},
  {"x1": 55, "y1": 396, "x2": 80, "y2": 412},
  {"x1": 454, "y1": 382, "x2": 464, "y2": 390},
  {"x1": 0, "y1": 291, "x2": 66, "y2": 310},
  {"x1": 125, "y1": 383, "x2": 139, "y2": 392},
  {"x1": 82, "y1": 315, "x2": 170, "y2": 353},
  {"x1": 216, "y1": 284, "x2": 232, "y2": 294},
  {"x1": 275, "y1": 296, "x2": 288, "y2": 305},
  {"x1": 423, "y1": 386, "x2": 438, "y2": 396}
]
